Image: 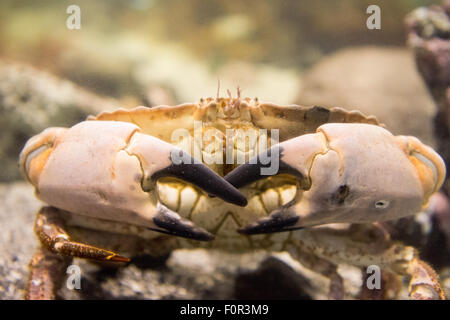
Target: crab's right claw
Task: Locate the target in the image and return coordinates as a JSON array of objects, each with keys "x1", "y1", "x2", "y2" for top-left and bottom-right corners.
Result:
[
  {"x1": 225, "y1": 124, "x2": 446, "y2": 234},
  {"x1": 20, "y1": 121, "x2": 247, "y2": 242}
]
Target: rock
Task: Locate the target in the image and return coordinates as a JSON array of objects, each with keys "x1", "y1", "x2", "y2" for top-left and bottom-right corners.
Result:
[
  {"x1": 134, "y1": 52, "x2": 300, "y2": 105},
  {"x1": 2, "y1": 182, "x2": 446, "y2": 300},
  {"x1": 405, "y1": 1, "x2": 450, "y2": 196},
  {"x1": 383, "y1": 194, "x2": 450, "y2": 270},
  {"x1": 296, "y1": 46, "x2": 436, "y2": 146},
  {"x1": 0, "y1": 60, "x2": 119, "y2": 182},
  {"x1": 403, "y1": 2, "x2": 450, "y2": 271},
  {"x1": 234, "y1": 255, "x2": 314, "y2": 300},
  {"x1": 0, "y1": 182, "x2": 309, "y2": 300},
  {"x1": 0, "y1": 182, "x2": 42, "y2": 299},
  {"x1": 0, "y1": 182, "x2": 358, "y2": 300}
]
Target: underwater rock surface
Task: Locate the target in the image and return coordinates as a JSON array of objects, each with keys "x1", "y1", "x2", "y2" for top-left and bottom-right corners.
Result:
[
  {"x1": 405, "y1": 1, "x2": 450, "y2": 272},
  {"x1": 406, "y1": 1, "x2": 450, "y2": 196},
  {"x1": 3, "y1": 182, "x2": 449, "y2": 299},
  {"x1": 0, "y1": 182, "x2": 333, "y2": 300},
  {"x1": 0, "y1": 60, "x2": 119, "y2": 182},
  {"x1": 297, "y1": 46, "x2": 436, "y2": 146}
]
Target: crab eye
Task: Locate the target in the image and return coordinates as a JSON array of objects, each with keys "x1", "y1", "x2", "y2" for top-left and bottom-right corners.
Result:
[
  {"x1": 375, "y1": 200, "x2": 390, "y2": 209},
  {"x1": 336, "y1": 185, "x2": 350, "y2": 204}
]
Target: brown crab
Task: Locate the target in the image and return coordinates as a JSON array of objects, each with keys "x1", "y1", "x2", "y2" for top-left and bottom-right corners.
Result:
[{"x1": 19, "y1": 95, "x2": 446, "y2": 300}]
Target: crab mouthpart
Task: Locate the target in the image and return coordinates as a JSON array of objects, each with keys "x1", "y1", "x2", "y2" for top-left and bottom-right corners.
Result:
[{"x1": 151, "y1": 149, "x2": 247, "y2": 207}]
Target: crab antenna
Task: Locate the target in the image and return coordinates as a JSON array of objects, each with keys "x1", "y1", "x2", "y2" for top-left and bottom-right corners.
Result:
[
  {"x1": 216, "y1": 78, "x2": 221, "y2": 100},
  {"x1": 233, "y1": 86, "x2": 242, "y2": 108}
]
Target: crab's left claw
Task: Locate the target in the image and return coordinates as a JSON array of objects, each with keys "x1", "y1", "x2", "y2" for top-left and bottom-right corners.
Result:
[{"x1": 225, "y1": 123, "x2": 446, "y2": 234}]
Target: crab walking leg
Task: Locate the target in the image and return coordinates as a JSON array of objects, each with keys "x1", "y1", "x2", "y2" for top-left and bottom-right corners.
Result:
[
  {"x1": 328, "y1": 272, "x2": 344, "y2": 300},
  {"x1": 287, "y1": 227, "x2": 446, "y2": 300},
  {"x1": 25, "y1": 246, "x2": 72, "y2": 300},
  {"x1": 358, "y1": 270, "x2": 402, "y2": 300},
  {"x1": 288, "y1": 247, "x2": 344, "y2": 299},
  {"x1": 406, "y1": 258, "x2": 445, "y2": 300},
  {"x1": 35, "y1": 206, "x2": 130, "y2": 262},
  {"x1": 292, "y1": 224, "x2": 400, "y2": 300}
]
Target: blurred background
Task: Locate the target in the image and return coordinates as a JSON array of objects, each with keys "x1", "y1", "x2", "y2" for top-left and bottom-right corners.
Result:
[
  {"x1": 0, "y1": 0, "x2": 443, "y2": 181},
  {"x1": 1, "y1": 0, "x2": 449, "y2": 300},
  {"x1": 0, "y1": 0, "x2": 442, "y2": 182}
]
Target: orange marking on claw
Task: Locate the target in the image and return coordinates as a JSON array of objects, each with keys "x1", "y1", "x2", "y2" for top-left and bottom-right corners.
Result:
[{"x1": 29, "y1": 148, "x2": 53, "y2": 186}]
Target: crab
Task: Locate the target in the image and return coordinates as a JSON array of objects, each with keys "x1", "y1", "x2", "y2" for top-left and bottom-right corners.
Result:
[{"x1": 19, "y1": 95, "x2": 447, "y2": 300}]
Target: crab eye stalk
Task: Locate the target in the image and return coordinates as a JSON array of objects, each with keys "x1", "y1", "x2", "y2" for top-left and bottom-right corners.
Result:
[
  {"x1": 374, "y1": 200, "x2": 390, "y2": 209},
  {"x1": 336, "y1": 185, "x2": 350, "y2": 204}
]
